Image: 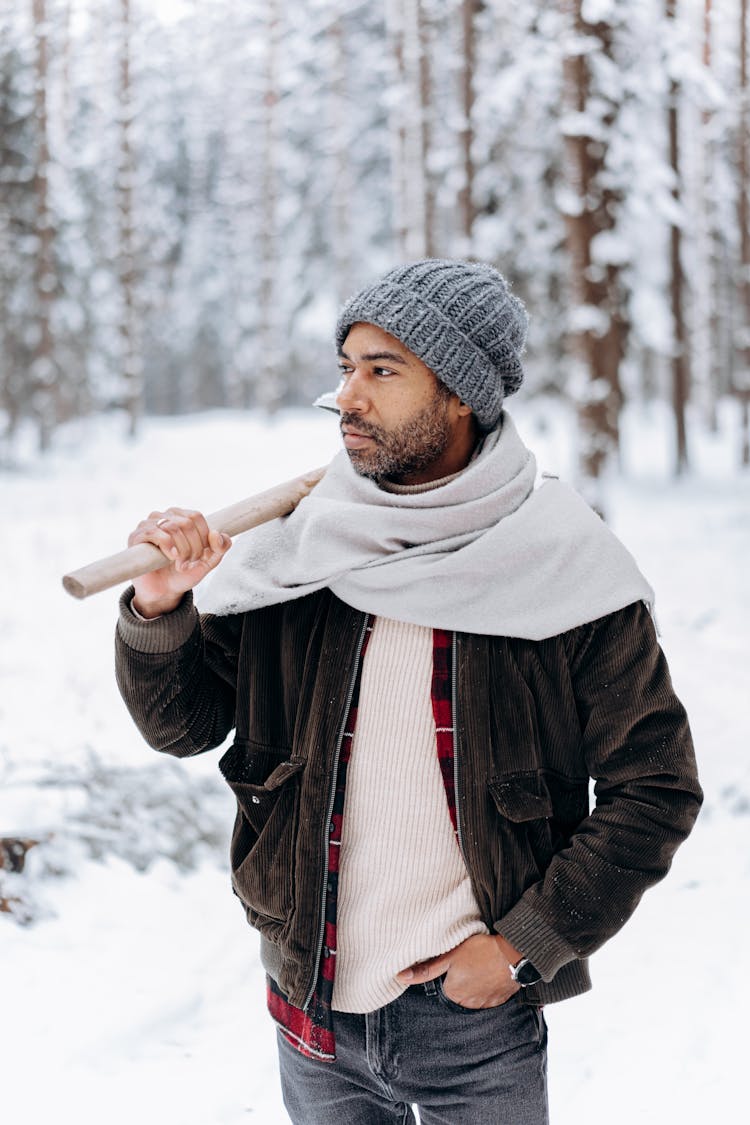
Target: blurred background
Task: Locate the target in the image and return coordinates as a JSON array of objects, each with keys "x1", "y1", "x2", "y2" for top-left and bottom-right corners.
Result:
[
  {"x1": 2, "y1": 4, "x2": 749, "y2": 1123},
  {"x1": 2, "y1": 0, "x2": 749, "y2": 488}
]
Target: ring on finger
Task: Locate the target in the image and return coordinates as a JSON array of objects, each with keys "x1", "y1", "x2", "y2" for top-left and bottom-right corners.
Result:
[{"x1": 156, "y1": 517, "x2": 169, "y2": 527}]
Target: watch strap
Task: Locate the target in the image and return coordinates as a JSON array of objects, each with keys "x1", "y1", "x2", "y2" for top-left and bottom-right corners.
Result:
[{"x1": 509, "y1": 956, "x2": 542, "y2": 987}]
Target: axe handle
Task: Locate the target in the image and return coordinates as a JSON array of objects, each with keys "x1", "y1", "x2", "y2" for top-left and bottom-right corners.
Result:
[{"x1": 62, "y1": 465, "x2": 328, "y2": 600}]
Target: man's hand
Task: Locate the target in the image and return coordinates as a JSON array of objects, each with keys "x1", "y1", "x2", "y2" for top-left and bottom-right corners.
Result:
[
  {"x1": 128, "y1": 507, "x2": 231, "y2": 618},
  {"x1": 396, "y1": 933, "x2": 523, "y2": 1010}
]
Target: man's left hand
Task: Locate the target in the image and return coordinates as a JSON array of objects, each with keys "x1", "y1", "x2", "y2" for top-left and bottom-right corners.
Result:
[{"x1": 396, "y1": 933, "x2": 523, "y2": 1009}]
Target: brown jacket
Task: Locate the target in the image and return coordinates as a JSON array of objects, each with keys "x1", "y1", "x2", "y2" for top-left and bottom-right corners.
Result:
[{"x1": 116, "y1": 588, "x2": 701, "y2": 1009}]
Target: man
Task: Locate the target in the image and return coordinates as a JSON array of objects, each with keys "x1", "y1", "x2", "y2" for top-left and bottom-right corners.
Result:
[{"x1": 116, "y1": 259, "x2": 701, "y2": 1124}]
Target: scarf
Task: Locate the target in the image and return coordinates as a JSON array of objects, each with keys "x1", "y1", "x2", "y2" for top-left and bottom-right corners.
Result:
[{"x1": 195, "y1": 413, "x2": 653, "y2": 640}]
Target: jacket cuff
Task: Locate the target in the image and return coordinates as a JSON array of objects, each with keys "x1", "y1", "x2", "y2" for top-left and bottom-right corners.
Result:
[
  {"x1": 494, "y1": 899, "x2": 579, "y2": 983},
  {"x1": 117, "y1": 587, "x2": 198, "y2": 654}
]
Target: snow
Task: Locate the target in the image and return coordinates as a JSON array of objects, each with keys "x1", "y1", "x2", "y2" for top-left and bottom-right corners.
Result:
[
  {"x1": 581, "y1": 0, "x2": 618, "y2": 25},
  {"x1": 2, "y1": 400, "x2": 748, "y2": 1123},
  {"x1": 590, "y1": 228, "x2": 631, "y2": 267},
  {"x1": 559, "y1": 109, "x2": 606, "y2": 141},
  {"x1": 568, "y1": 303, "x2": 611, "y2": 337}
]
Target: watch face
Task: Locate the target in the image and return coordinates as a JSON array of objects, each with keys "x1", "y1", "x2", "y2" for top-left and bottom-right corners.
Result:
[{"x1": 514, "y1": 960, "x2": 542, "y2": 987}]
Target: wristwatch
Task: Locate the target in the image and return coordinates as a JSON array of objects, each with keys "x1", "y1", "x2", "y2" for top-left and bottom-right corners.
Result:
[{"x1": 509, "y1": 957, "x2": 542, "y2": 987}]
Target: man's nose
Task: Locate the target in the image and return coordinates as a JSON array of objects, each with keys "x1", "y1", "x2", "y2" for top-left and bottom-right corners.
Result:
[{"x1": 336, "y1": 370, "x2": 369, "y2": 414}]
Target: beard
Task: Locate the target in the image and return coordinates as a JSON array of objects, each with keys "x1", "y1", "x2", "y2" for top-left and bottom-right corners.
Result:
[{"x1": 340, "y1": 391, "x2": 453, "y2": 484}]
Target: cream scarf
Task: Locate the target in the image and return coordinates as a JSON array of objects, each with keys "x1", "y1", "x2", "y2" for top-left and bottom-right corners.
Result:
[{"x1": 196, "y1": 413, "x2": 653, "y2": 640}]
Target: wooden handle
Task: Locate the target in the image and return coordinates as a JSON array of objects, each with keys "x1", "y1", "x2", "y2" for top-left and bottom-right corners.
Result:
[{"x1": 62, "y1": 465, "x2": 328, "y2": 600}]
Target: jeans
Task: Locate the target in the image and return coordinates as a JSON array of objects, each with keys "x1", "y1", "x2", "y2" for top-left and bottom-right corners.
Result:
[{"x1": 277, "y1": 979, "x2": 549, "y2": 1124}]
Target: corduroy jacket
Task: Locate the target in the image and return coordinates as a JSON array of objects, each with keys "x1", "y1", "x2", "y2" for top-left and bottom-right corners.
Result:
[{"x1": 116, "y1": 587, "x2": 701, "y2": 1010}]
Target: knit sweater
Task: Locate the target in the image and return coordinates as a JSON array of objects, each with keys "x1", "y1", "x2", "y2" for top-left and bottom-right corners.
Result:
[{"x1": 332, "y1": 616, "x2": 486, "y2": 1012}]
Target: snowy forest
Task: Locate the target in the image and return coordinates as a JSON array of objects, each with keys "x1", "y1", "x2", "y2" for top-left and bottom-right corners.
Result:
[
  {"x1": 2, "y1": 0, "x2": 750, "y2": 481},
  {"x1": 2, "y1": 3, "x2": 749, "y2": 1124}
]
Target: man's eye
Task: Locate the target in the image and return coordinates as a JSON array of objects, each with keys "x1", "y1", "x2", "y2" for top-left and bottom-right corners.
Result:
[
  {"x1": 374, "y1": 367, "x2": 396, "y2": 377},
  {"x1": 337, "y1": 364, "x2": 352, "y2": 378}
]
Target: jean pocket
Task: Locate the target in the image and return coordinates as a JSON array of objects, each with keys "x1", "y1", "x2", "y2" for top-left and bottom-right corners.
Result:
[
  {"x1": 531, "y1": 1004, "x2": 548, "y2": 1052},
  {"x1": 435, "y1": 976, "x2": 514, "y2": 1016}
]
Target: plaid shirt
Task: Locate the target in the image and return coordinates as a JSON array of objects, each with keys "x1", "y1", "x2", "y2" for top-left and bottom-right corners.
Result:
[{"x1": 266, "y1": 622, "x2": 457, "y2": 1062}]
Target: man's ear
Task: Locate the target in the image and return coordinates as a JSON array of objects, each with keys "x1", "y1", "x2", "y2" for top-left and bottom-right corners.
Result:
[{"x1": 455, "y1": 398, "x2": 473, "y2": 418}]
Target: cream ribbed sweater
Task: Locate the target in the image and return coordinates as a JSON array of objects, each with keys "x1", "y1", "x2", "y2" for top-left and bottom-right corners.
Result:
[{"x1": 331, "y1": 616, "x2": 487, "y2": 1014}]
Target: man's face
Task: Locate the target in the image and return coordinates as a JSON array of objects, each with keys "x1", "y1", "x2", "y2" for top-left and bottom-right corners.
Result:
[{"x1": 336, "y1": 323, "x2": 473, "y2": 485}]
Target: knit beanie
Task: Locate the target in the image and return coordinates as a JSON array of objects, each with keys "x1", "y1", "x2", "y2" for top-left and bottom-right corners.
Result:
[{"x1": 335, "y1": 259, "x2": 528, "y2": 431}]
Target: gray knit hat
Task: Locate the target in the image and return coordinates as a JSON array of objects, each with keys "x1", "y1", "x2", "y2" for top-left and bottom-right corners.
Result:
[{"x1": 335, "y1": 259, "x2": 528, "y2": 431}]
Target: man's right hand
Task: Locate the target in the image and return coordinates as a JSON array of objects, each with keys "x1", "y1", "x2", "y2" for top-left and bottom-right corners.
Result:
[{"x1": 129, "y1": 507, "x2": 232, "y2": 618}]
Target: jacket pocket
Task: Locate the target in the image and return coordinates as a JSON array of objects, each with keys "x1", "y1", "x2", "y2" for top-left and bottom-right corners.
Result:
[
  {"x1": 487, "y1": 771, "x2": 555, "y2": 892},
  {"x1": 219, "y1": 741, "x2": 304, "y2": 926},
  {"x1": 489, "y1": 772, "x2": 554, "y2": 822}
]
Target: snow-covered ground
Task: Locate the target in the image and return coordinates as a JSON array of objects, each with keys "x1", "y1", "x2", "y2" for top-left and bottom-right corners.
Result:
[{"x1": 1, "y1": 400, "x2": 747, "y2": 1124}]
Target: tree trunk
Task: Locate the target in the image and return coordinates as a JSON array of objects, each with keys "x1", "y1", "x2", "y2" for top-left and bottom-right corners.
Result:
[
  {"x1": 60, "y1": 0, "x2": 73, "y2": 134},
  {"x1": 118, "y1": 0, "x2": 142, "y2": 438},
  {"x1": 31, "y1": 0, "x2": 57, "y2": 453},
  {"x1": 329, "y1": 16, "x2": 354, "y2": 303},
  {"x1": 386, "y1": 0, "x2": 428, "y2": 259},
  {"x1": 738, "y1": 0, "x2": 750, "y2": 465},
  {"x1": 457, "y1": 0, "x2": 479, "y2": 256},
  {"x1": 258, "y1": 0, "x2": 283, "y2": 411},
  {"x1": 417, "y1": 0, "x2": 437, "y2": 257},
  {"x1": 691, "y1": 0, "x2": 719, "y2": 432},
  {"x1": 560, "y1": 0, "x2": 625, "y2": 500},
  {"x1": 704, "y1": 0, "x2": 724, "y2": 430},
  {"x1": 666, "y1": 0, "x2": 690, "y2": 475}
]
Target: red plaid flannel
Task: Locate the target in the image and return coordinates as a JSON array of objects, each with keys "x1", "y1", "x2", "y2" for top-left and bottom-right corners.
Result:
[{"x1": 267, "y1": 623, "x2": 457, "y2": 1062}]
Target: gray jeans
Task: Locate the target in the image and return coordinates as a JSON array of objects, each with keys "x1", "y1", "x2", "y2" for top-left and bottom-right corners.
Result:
[{"x1": 277, "y1": 980, "x2": 549, "y2": 1124}]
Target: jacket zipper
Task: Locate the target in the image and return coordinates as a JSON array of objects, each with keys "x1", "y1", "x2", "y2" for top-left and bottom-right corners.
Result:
[
  {"x1": 303, "y1": 614, "x2": 371, "y2": 1012},
  {"x1": 452, "y1": 631, "x2": 495, "y2": 933},
  {"x1": 451, "y1": 631, "x2": 468, "y2": 862}
]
